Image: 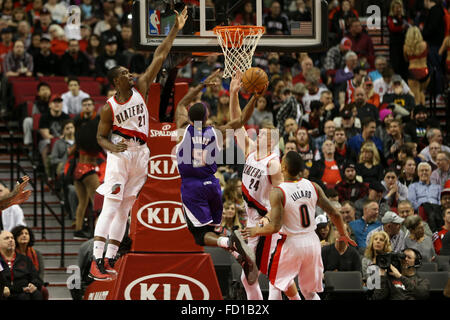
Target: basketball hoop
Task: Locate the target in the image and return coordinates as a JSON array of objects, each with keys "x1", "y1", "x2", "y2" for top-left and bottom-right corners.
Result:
[{"x1": 213, "y1": 26, "x2": 265, "y2": 79}]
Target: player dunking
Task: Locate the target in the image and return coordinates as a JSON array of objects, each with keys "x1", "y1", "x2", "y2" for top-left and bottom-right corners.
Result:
[
  {"x1": 88, "y1": 7, "x2": 188, "y2": 281},
  {"x1": 175, "y1": 69, "x2": 260, "y2": 285},
  {"x1": 242, "y1": 151, "x2": 356, "y2": 300},
  {"x1": 228, "y1": 71, "x2": 289, "y2": 300}
]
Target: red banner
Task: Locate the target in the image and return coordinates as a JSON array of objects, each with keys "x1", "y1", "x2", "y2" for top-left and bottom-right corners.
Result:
[{"x1": 84, "y1": 253, "x2": 222, "y2": 300}]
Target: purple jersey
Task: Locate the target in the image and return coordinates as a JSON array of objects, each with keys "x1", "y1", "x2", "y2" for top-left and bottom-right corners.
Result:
[{"x1": 176, "y1": 124, "x2": 221, "y2": 180}]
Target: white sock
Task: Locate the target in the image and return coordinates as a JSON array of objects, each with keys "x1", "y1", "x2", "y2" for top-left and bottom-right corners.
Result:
[
  {"x1": 288, "y1": 293, "x2": 301, "y2": 300},
  {"x1": 230, "y1": 251, "x2": 240, "y2": 259},
  {"x1": 217, "y1": 236, "x2": 230, "y2": 249},
  {"x1": 303, "y1": 292, "x2": 320, "y2": 300},
  {"x1": 241, "y1": 271, "x2": 263, "y2": 300},
  {"x1": 105, "y1": 244, "x2": 119, "y2": 259},
  {"x1": 93, "y1": 241, "x2": 105, "y2": 260},
  {"x1": 268, "y1": 283, "x2": 282, "y2": 300}
]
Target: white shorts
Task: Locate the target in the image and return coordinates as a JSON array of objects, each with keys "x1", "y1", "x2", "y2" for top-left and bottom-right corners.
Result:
[
  {"x1": 268, "y1": 232, "x2": 324, "y2": 293},
  {"x1": 96, "y1": 143, "x2": 150, "y2": 200}
]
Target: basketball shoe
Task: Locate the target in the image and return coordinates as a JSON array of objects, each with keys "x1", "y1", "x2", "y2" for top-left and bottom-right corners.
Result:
[
  {"x1": 89, "y1": 258, "x2": 112, "y2": 281},
  {"x1": 229, "y1": 229, "x2": 258, "y2": 285}
]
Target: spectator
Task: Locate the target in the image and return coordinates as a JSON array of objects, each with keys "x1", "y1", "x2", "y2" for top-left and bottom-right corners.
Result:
[
  {"x1": 433, "y1": 206, "x2": 450, "y2": 255},
  {"x1": 323, "y1": 36, "x2": 352, "y2": 72},
  {"x1": 61, "y1": 77, "x2": 90, "y2": 115},
  {"x1": 292, "y1": 55, "x2": 313, "y2": 84},
  {"x1": 382, "y1": 169, "x2": 409, "y2": 209},
  {"x1": 419, "y1": 128, "x2": 450, "y2": 162},
  {"x1": 84, "y1": 33, "x2": 101, "y2": 74},
  {"x1": 278, "y1": 117, "x2": 300, "y2": 154},
  {"x1": 320, "y1": 90, "x2": 339, "y2": 123},
  {"x1": 368, "y1": 55, "x2": 387, "y2": 82},
  {"x1": 334, "y1": 50, "x2": 358, "y2": 86},
  {"x1": 353, "y1": 87, "x2": 379, "y2": 123},
  {"x1": 2, "y1": 39, "x2": 33, "y2": 77},
  {"x1": 276, "y1": 83, "x2": 306, "y2": 139},
  {"x1": 0, "y1": 181, "x2": 26, "y2": 231},
  {"x1": 315, "y1": 214, "x2": 334, "y2": 247},
  {"x1": 300, "y1": 100, "x2": 325, "y2": 138},
  {"x1": 426, "y1": 141, "x2": 441, "y2": 170},
  {"x1": 32, "y1": 7, "x2": 54, "y2": 34},
  {"x1": 430, "y1": 151, "x2": 450, "y2": 187},
  {"x1": 295, "y1": 127, "x2": 318, "y2": 170},
  {"x1": 314, "y1": 119, "x2": 336, "y2": 151},
  {"x1": 43, "y1": 0, "x2": 67, "y2": 25},
  {"x1": 345, "y1": 18, "x2": 375, "y2": 68},
  {"x1": 94, "y1": 33, "x2": 126, "y2": 79},
  {"x1": 349, "y1": 200, "x2": 382, "y2": 252},
  {"x1": 60, "y1": 39, "x2": 91, "y2": 77},
  {"x1": 387, "y1": 0, "x2": 409, "y2": 80},
  {"x1": 373, "y1": 68, "x2": 411, "y2": 101},
  {"x1": 301, "y1": 67, "x2": 326, "y2": 112},
  {"x1": 214, "y1": 90, "x2": 230, "y2": 126},
  {"x1": 348, "y1": 117, "x2": 383, "y2": 155},
  {"x1": 384, "y1": 119, "x2": 412, "y2": 162},
  {"x1": 340, "y1": 200, "x2": 356, "y2": 223},
  {"x1": 333, "y1": 105, "x2": 361, "y2": 140},
  {"x1": 15, "y1": 21, "x2": 32, "y2": 50},
  {"x1": 362, "y1": 75, "x2": 381, "y2": 109},
  {"x1": 381, "y1": 87, "x2": 416, "y2": 118},
  {"x1": 354, "y1": 181, "x2": 389, "y2": 220},
  {"x1": 32, "y1": 33, "x2": 59, "y2": 77},
  {"x1": 99, "y1": 13, "x2": 123, "y2": 51},
  {"x1": 329, "y1": 0, "x2": 358, "y2": 42},
  {"x1": 403, "y1": 26, "x2": 430, "y2": 106},
  {"x1": 221, "y1": 178, "x2": 246, "y2": 226},
  {"x1": 321, "y1": 222, "x2": 361, "y2": 272},
  {"x1": 49, "y1": 119, "x2": 75, "y2": 182},
  {"x1": 404, "y1": 215, "x2": 436, "y2": 262},
  {"x1": 38, "y1": 94, "x2": 71, "y2": 178},
  {"x1": 263, "y1": 1, "x2": 289, "y2": 35},
  {"x1": 398, "y1": 157, "x2": 418, "y2": 187},
  {"x1": 247, "y1": 95, "x2": 273, "y2": 127},
  {"x1": 408, "y1": 162, "x2": 441, "y2": 210},
  {"x1": 356, "y1": 141, "x2": 384, "y2": 184},
  {"x1": 422, "y1": 0, "x2": 445, "y2": 96},
  {"x1": 333, "y1": 126, "x2": 357, "y2": 163},
  {"x1": 22, "y1": 82, "x2": 51, "y2": 147},
  {"x1": 216, "y1": 200, "x2": 244, "y2": 237},
  {"x1": 10, "y1": 226, "x2": 44, "y2": 286},
  {"x1": 48, "y1": 23, "x2": 68, "y2": 56},
  {"x1": 0, "y1": 27, "x2": 14, "y2": 66},
  {"x1": 370, "y1": 247, "x2": 430, "y2": 300},
  {"x1": 397, "y1": 199, "x2": 434, "y2": 238},
  {"x1": 0, "y1": 230, "x2": 43, "y2": 300},
  {"x1": 366, "y1": 211, "x2": 406, "y2": 253},
  {"x1": 78, "y1": 24, "x2": 91, "y2": 52},
  {"x1": 404, "y1": 105, "x2": 437, "y2": 152},
  {"x1": 309, "y1": 139, "x2": 344, "y2": 188},
  {"x1": 335, "y1": 161, "x2": 368, "y2": 203},
  {"x1": 8, "y1": 7, "x2": 28, "y2": 32},
  {"x1": 361, "y1": 230, "x2": 392, "y2": 282},
  {"x1": 232, "y1": 0, "x2": 256, "y2": 26},
  {"x1": 26, "y1": 32, "x2": 41, "y2": 57}
]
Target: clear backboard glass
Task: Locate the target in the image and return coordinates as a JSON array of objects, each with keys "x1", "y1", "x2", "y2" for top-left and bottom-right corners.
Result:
[{"x1": 132, "y1": 0, "x2": 327, "y2": 52}]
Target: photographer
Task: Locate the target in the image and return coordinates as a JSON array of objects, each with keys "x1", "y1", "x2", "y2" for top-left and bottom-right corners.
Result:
[{"x1": 371, "y1": 248, "x2": 430, "y2": 300}]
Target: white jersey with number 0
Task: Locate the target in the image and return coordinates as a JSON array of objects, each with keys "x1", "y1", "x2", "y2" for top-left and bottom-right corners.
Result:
[{"x1": 277, "y1": 179, "x2": 318, "y2": 236}]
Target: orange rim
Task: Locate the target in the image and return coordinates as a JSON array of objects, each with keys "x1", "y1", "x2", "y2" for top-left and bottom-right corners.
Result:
[{"x1": 213, "y1": 25, "x2": 265, "y2": 47}]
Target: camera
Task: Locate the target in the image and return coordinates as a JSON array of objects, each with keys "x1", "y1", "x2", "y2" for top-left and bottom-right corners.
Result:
[{"x1": 376, "y1": 252, "x2": 406, "y2": 271}]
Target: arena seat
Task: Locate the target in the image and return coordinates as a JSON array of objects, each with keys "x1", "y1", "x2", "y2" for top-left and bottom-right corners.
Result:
[
  {"x1": 39, "y1": 76, "x2": 65, "y2": 83},
  {"x1": 417, "y1": 271, "x2": 450, "y2": 293},
  {"x1": 418, "y1": 262, "x2": 438, "y2": 272},
  {"x1": 80, "y1": 81, "x2": 101, "y2": 96},
  {"x1": 323, "y1": 271, "x2": 365, "y2": 300},
  {"x1": 12, "y1": 81, "x2": 39, "y2": 107},
  {"x1": 436, "y1": 255, "x2": 450, "y2": 271},
  {"x1": 48, "y1": 81, "x2": 69, "y2": 95}
]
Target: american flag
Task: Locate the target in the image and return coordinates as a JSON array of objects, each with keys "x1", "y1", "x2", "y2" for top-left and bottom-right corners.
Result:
[{"x1": 290, "y1": 21, "x2": 313, "y2": 36}]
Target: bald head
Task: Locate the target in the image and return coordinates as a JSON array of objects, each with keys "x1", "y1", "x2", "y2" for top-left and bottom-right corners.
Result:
[{"x1": 0, "y1": 230, "x2": 15, "y2": 253}]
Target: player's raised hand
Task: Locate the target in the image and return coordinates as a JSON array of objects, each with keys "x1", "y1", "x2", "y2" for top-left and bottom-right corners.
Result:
[
  {"x1": 230, "y1": 70, "x2": 243, "y2": 94},
  {"x1": 174, "y1": 6, "x2": 188, "y2": 31},
  {"x1": 202, "y1": 69, "x2": 221, "y2": 87},
  {"x1": 337, "y1": 235, "x2": 357, "y2": 247},
  {"x1": 10, "y1": 176, "x2": 32, "y2": 206}
]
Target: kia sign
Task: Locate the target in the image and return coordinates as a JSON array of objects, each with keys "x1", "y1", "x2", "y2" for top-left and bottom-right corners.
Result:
[
  {"x1": 148, "y1": 154, "x2": 180, "y2": 180},
  {"x1": 124, "y1": 273, "x2": 210, "y2": 300},
  {"x1": 137, "y1": 201, "x2": 186, "y2": 231}
]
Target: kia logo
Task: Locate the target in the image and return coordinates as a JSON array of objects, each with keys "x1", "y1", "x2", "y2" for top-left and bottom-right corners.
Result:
[
  {"x1": 148, "y1": 154, "x2": 180, "y2": 180},
  {"x1": 124, "y1": 273, "x2": 210, "y2": 300},
  {"x1": 162, "y1": 124, "x2": 171, "y2": 131},
  {"x1": 137, "y1": 201, "x2": 186, "y2": 231}
]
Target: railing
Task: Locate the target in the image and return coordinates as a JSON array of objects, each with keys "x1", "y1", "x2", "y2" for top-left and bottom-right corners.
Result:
[{"x1": 10, "y1": 129, "x2": 66, "y2": 268}]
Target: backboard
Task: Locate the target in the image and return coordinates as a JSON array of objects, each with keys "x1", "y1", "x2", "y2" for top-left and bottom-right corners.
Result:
[{"x1": 132, "y1": 0, "x2": 328, "y2": 53}]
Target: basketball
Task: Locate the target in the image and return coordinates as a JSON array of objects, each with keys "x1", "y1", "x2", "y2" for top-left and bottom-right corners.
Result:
[{"x1": 242, "y1": 67, "x2": 268, "y2": 94}]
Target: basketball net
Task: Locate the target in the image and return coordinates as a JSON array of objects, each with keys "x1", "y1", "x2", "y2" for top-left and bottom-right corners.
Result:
[{"x1": 213, "y1": 26, "x2": 265, "y2": 79}]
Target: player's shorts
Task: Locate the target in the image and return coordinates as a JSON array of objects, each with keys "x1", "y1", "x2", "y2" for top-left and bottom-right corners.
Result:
[
  {"x1": 247, "y1": 232, "x2": 281, "y2": 276},
  {"x1": 96, "y1": 142, "x2": 150, "y2": 200},
  {"x1": 181, "y1": 176, "x2": 223, "y2": 227},
  {"x1": 268, "y1": 232, "x2": 324, "y2": 293}
]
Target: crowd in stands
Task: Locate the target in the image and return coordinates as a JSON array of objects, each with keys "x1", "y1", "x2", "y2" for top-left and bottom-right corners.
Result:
[{"x1": 0, "y1": 0, "x2": 450, "y2": 300}]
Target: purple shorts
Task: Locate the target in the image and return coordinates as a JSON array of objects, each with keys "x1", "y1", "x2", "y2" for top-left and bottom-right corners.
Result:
[{"x1": 181, "y1": 176, "x2": 223, "y2": 227}]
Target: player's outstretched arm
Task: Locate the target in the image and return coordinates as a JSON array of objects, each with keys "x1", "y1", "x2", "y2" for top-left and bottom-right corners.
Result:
[
  {"x1": 313, "y1": 181, "x2": 357, "y2": 246},
  {"x1": 175, "y1": 69, "x2": 221, "y2": 129},
  {"x1": 97, "y1": 104, "x2": 128, "y2": 153},
  {"x1": 242, "y1": 188, "x2": 284, "y2": 238},
  {"x1": 0, "y1": 176, "x2": 31, "y2": 210},
  {"x1": 136, "y1": 6, "x2": 188, "y2": 98}
]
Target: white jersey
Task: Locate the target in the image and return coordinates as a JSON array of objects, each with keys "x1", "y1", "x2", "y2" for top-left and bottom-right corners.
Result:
[
  {"x1": 242, "y1": 151, "x2": 279, "y2": 227},
  {"x1": 277, "y1": 178, "x2": 318, "y2": 236},
  {"x1": 107, "y1": 87, "x2": 148, "y2": 144}
]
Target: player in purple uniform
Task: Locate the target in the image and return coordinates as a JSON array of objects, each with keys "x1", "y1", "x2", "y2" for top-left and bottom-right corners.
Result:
[{"x1": 175, "y1": 70, "x2": 260, "y2": 284}]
